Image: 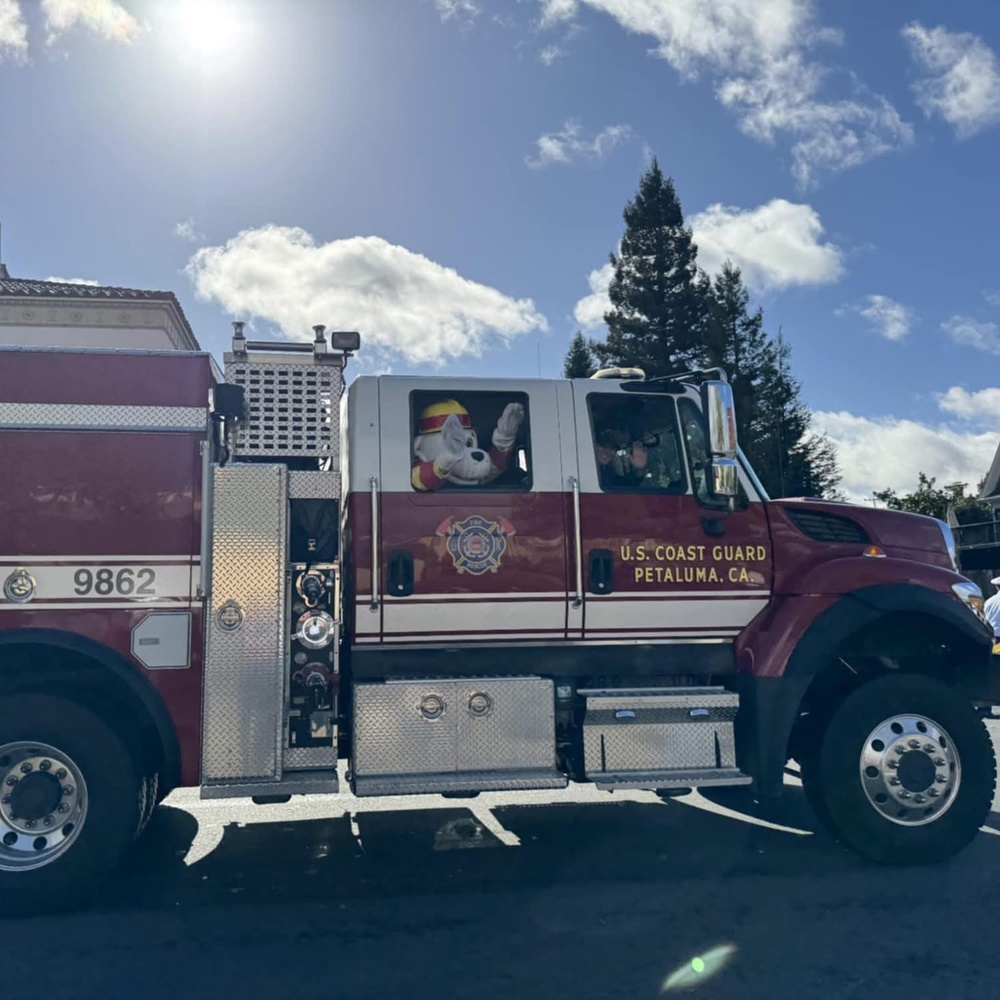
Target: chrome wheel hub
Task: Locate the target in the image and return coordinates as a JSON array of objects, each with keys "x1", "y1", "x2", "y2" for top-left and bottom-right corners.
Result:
[
  {"x1": 0, "y1": 742, "x2": 88, "y2": 872},
  {"x1": 859, "y1": 715, "x2": 960, "y2": 827}
]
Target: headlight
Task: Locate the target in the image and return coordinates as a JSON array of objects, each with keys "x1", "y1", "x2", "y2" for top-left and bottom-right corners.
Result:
[
  {"x1": 952, "y1": 581, "x2": 987, "y2": 624},
  {"x1": 936, "y1": 519, "x2": 959, "y2": 572}
]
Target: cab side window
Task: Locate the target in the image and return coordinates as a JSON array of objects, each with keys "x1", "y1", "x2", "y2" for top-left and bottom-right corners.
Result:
[
  {"x1": 409, "y1": 390, "x2": 532, "y2": 492},
  {"x1": 587, "y1": 393, "x2": 686, "y2": 493}
]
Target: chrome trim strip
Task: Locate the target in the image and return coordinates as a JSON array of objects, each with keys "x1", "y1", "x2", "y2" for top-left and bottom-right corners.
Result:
[
  {"x1": 570, "y1": 475, "x2": 583, "y2": 609},
  {"x1": 369, "y1": 475, "x2": 380, "y2": 612}
]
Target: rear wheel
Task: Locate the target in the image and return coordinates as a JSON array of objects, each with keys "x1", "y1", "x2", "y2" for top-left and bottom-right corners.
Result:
[
  {"x1": 0, "y1": 695, "x2": 142, "y2": 916},
  {"x1": 800, "y1": 674, "x2": 995, "y2": 865}
]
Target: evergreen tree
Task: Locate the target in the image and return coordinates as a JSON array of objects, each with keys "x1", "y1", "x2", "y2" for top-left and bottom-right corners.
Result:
[
  {"x1": 873, "y1": 473, "x2": 991, "y2": 521},
  {"x1": 592, "y1": 158, "x2": 707, "y2": 375},
  {"x1": 563, "y1": 331, "x2": 596, "y2": 378}
]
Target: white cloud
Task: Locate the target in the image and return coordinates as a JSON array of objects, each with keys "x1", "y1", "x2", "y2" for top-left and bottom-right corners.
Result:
[
  {"x1": 812, "y1": 408, "x2": 997, "y2": 502},
  {"x1": 525, "y1": 120, "x2": 632, "y2": 167},
  {"x1": 434, "y1": 0, "x2": 480, "y2": 23},
  {"x1": 173, "y1": 218, "x2": 203, "y2": 243},
  {"x1": 0, "y1": 0, "x2": 27, "y2": 61},
  {"x1": 572, "y1": 198, "x2": 843, "y2": 324},
  {"x1": 943, "y1": 315, "x2": 1000, "y2": 354},
  {"x1": 184, "y1": 225, "x2": 548, "y2": 367},
  {"x1": 41, "y1": 0, "x2": 143, "y2": 45},
  {"x1": 690, "y1": 199, "x2": 842, "y2": 292},
  {"x1": 938, "y1": 386, "x2": 1000, "y2": 422},
  {"x1": 45, "y1": 276, "x2": 101, "y2": 285},
  {"x1": 541, "y1": 0, "x2": 912, "y2": 186},
  {"x1": 539, "y1": 43, "x2": 563, "y2": 65},
  {"x1": 573, "y1": 262, "x2": 613, "y2": 328},
  {"x1": 841, "y1": 294, "x2": 914, "y2": 342},
  {"x1": 985, "y1": 291, "x2": 1000, "y2": 307},
  {"x1": 903, "y1": 22, "x2": 1000, "y2": 138},
  {"x1": 538, "y1": 0, "x2": 578, "y2": 28}
]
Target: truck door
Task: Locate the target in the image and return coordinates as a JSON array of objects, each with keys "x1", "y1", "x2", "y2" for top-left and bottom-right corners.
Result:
[
  {"x1": 571, "y1": 382, "x2": 773, "y2": 656},
  {"x1": 372, "y1": 378, "x2": 570, "y2": 650}
]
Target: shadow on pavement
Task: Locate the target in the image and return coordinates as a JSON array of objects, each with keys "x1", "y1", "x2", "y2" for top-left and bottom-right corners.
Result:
[{"x1": 90, "y1": 784, "x2": 863, "y2": 915}]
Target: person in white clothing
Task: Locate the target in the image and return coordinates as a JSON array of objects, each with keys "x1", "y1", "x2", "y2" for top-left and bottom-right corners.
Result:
[{"x1": 984, "y1": 576, "x2": 1000, "y2": 641}]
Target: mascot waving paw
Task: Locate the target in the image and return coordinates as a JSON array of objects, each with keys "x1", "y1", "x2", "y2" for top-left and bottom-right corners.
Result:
[{"x1": 412, "y1": 399, "x2": 525, "y2": 491}]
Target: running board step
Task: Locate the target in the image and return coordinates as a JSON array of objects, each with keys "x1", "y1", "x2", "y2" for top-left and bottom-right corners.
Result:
[
  {"x1": 199, "y1": 769, "x2": 339, "y2": 800},
  {"x1": 580, "y1": 687, "x2": 745, "y2": 787},
  {"x1": 593, "y1": 768, "x2": 751, "y2": 791}
]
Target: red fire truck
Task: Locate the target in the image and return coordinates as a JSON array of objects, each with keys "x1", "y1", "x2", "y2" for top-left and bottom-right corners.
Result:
[{"x1": 1, "y1": 324, "x2": 997, "y2": 915}]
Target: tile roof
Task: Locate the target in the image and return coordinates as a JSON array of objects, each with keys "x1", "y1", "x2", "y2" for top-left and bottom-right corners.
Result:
[{"x1": 0, "y1": 277, "x2": 198, "y2": 347}]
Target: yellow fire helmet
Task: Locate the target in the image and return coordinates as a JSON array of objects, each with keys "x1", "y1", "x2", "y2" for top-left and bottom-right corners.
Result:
[{"x1": 417, "y1": 399, "x2": 472, "y2": 435}]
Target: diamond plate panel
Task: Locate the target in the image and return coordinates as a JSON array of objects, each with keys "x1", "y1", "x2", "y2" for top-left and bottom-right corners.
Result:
[
  {"x1": 201, "y1": 464, "x2": 287, "y2": 784},
  {"x1": 0, "y1": 402, "x2": 207, "y2": 431},
  {"x1": 354, "y1": 769, "x2": 567, "y2": 797},
  {"x1": 582, "y1": 689, "x2": 740, "y2": 776},
  {"x1": 224, "y1": 357, "x2": 343, "y2": 458},
  {"x1": 288, "y1": 470, "x2": 341, "y2": 499},
  {"x1": 284, "y1": 745, "x2": 339, "y2": 769},
  {"x1": 456, "y1": 678, "x2": 556, "y2": 772},
  {"x1": 352, "y1": 677, "x2": 557, "y2": 779},
  {"x1": 353, "y1": 681, "x2": 455, "y2": 776}
]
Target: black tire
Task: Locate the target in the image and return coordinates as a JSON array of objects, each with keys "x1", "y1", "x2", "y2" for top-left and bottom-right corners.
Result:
[
  {"x1": 0, "y1": 695, "x2": 142, "y2": 918},
  {"x1": 800, "y1": 674, "x2": 996, "y2": 865}
]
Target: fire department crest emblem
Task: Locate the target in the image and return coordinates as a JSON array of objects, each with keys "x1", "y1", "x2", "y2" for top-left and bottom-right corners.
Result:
[{"x1": 436, "y1": 515, "x2": 513, "y2": 575}]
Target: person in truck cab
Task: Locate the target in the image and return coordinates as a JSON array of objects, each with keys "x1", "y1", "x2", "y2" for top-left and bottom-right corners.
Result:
[{"x1": 594, "y1": 425, "x2": 649, "y2": 489}]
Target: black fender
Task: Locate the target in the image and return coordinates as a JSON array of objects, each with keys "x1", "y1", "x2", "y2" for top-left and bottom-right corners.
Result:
[
  {"x1": 735, "y1": 584, "x2": 993, "y2": 798},
  {"x1": 0, "y1": 628, "x2": 181, "y2": 793}
]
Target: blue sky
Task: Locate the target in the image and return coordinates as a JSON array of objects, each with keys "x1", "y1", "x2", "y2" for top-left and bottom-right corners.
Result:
[{"x1": 2, "y1": 0, "x2": 1000, "y2": 501}]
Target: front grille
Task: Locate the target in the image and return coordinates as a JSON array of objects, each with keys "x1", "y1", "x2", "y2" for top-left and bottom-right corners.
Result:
[{"x1": 786, "y1": 508, "x2": 870, "y2": 544}]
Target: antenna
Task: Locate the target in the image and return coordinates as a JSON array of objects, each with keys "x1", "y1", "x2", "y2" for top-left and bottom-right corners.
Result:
[{"x1": 0, "y1": 222, "x2": 8, "y2": 280}]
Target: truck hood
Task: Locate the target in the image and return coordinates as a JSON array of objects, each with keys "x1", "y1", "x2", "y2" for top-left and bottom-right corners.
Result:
[{"x1": 768, "y1": 497, "x2": 956, "y2": 570}]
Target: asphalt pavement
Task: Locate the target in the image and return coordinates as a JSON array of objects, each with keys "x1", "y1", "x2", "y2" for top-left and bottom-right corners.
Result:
[{"x1": 6, "y1": 723, "x2": 1000, "y2": 1000}]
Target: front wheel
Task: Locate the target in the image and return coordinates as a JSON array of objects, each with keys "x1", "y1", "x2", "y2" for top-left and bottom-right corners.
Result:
[
  {"x1": 0, "y1": 695, "x2": 142, "y2": 917},
  {"x1": 800, "y1": 674, "x2": 996, "y2": 865}
]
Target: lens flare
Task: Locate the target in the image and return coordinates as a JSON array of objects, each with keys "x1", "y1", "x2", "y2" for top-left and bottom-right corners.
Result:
[{"x1": 661, "y1": 943, "x2": 736, "y2": 992}]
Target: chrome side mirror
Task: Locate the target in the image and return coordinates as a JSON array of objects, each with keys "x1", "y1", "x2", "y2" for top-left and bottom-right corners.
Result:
[{"x1": 700, "y1": 381, "x2": 738, "y2": 509}]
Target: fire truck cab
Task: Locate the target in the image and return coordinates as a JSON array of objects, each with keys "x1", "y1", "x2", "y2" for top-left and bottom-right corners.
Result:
[{"x1": 1, "y1": 326, "x2": 997, "y2": 915}]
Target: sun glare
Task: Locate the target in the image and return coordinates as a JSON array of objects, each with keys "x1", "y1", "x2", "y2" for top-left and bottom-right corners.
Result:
[{"x1": 166, "y1": 0, "x2": 253, "y2": 61}]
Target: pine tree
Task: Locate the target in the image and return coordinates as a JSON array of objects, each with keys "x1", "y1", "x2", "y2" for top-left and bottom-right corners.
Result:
[
  {"x1": 752, "y1": 331, "x2": 842, "y2": 499},
  {"x1": 563, "y1": 331, "x2": 596, "y2": 378},
  {"x1": 592, "y1": 159, "x2": 707, "y2": 376}
]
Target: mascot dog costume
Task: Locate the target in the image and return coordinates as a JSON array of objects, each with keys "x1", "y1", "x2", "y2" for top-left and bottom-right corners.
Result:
[{"x1": 412, "y1": 399, "x2": 525, "y2": 491}]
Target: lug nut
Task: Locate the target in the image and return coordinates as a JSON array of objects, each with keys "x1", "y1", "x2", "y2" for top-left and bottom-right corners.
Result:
[
  {"x1": 62, "y1": 786, "x2": 74, "y2": 797},
  {"x1": 57, "y1": 803, "x2": 69, "y2": 814},
  {"x1": 5, "y1": 776, "x2": 17, "y2": 787},
  {"x1": 914, "y1": 794, "x2": 926, "y2": 804},
  {"x1": 24, "y1": 820, "x2": 35, "y2": 829},
  {"x1": 928, "y1": 788, "x2": 940, "y2": 798},
  {"x1": 43, "y1": 817, "x2": 53, "y2": 827},
  {"x1": 934, "y1": 758, "x2": 946, "y2": 767},
  {"x1": 895, "y1": 746, "x2": 906, "y2": 755},
  {"x1": 924, "y1": 744, "x2": 936, "y2": 753},
  {"x1": 889, "y1": 777, "x2": 900, "y2": 786},
  {"x1": 55, "y1": 769, "x2": 66, "y2": 780},
  {"x1": 899, "y1": 791, "x2": 911, "y2": 799},
  {"x1": 908, "y1": 740, "x2": 921, "y2": 749},
  {"x1": 888, "y1": 760, "x2": 899, "y2": 769},
  {"x1": 19, "y1": 763, "x2": 31, "y2": 774},
  {"x1": 39, "y1": 760, "x2": 51, "y2": 772},
  {"x1": 1, "y1": 795, "x2": 9, "y2": 805},
  {"x1": 935, "y1": 775, "x2": 948, "y2": 784}
]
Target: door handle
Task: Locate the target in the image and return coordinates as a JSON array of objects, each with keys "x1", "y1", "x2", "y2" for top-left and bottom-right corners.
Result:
[
  {"x1": 588, "y1": 548, "x2": 614, "y2": 595},
  {"x1": 388, "y1": 550, "x2": 414, "y2": 597}
]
